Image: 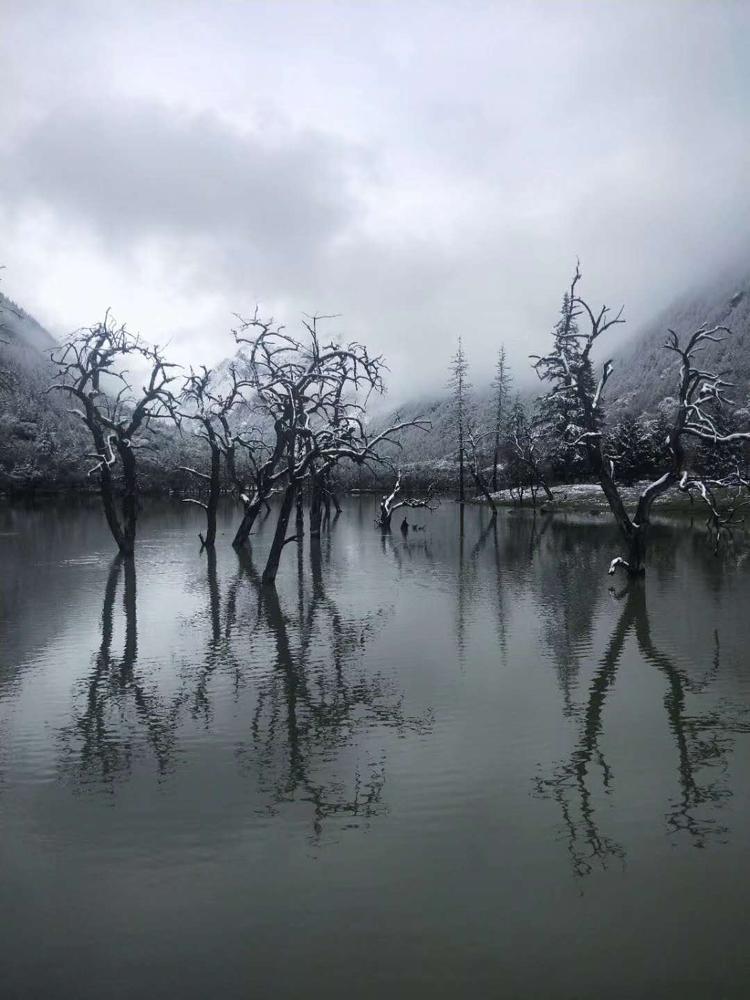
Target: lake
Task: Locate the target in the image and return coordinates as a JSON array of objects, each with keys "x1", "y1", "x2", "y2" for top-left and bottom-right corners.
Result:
[{"x1": 1, "y1": 496, "x2": 749, "y2": 999}]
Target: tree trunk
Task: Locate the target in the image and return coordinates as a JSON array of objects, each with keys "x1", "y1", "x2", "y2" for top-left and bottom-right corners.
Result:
[
  {"x1": 90, "y1": 424, "x2": 126, "y2": 552},
  {"x1": 118, "y1": 440, "x2": 138, "y2": 557},
  {"x1": 233, "y1": 495, "x2": 264, "y2": 548},
  {"x1": 296, "y1": 487, "x2": 305, "y2": 538},
  {"x1": 378, "y1": 500, "x2": 392, "y2": 532},
  {"x1": 471, "y1": 468, "x2": 497, "y2": 518},
  {"x1": 626, "y1": 525, "x2": 647, "y2": 576},
  {"x1": 538, "y1": 477, "x2": 554, "y2": 502},
  {"x1": 262, "y1": 483, "x2": 297, "y2": 586},
  {"x1": 98, "y1": 464, "x2": 126, "y2": 552},
  {"x1": 492, "y1": 438, "x2": 500, "y2": 494},
  {"x1": 310, "y1": 480, "x2": 323, "y2": 537},
  {"x1": 203, "y1": 444, "x2": 220, "y2": 548}
]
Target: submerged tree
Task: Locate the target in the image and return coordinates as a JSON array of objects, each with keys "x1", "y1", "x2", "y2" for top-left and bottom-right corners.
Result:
[
  {"x1": 532, "y1": 263, "x2": 750, "y2": 575},
  {"x1": 49, "y1": 313, "x2": 180, "y2": 555},
  {"x1": 448, "y1": 336, "x2": 471, "y2": 503},
  {"x1": 233, "y1": 311, "x2": 428, "y2": 584},
  {"x1": 376, "y1": 471, "x2": 439, "y2": 531},
  {"x1": 179, "y1": 364, "x2": 251, "y2": 548}
]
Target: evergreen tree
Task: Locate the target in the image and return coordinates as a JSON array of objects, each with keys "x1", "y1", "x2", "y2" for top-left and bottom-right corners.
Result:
[
  {"x1": 535, "y1": 291, "x2": 591, "y2": 481},
  {"x1": 448, "y1": 337, "x2": 471, "y2": 503},
  {"x1": 491, "y1": 345, "x2": 512, "y2": 492},
  {"x1": 605, "y1": 413, "x2": 661, "y2": 485}
]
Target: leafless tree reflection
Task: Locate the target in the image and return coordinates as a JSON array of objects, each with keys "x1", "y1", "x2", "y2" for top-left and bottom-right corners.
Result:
[
  {"x1": 63, "y1": 557, "x2": 180, "y2": 785},
  {"x1": 241, "y1": 542, "x2": 431, "y2": 837},
  {"x1": 62, "y1": 542, "x2": 431, "y2": 838},
  {"x1": 538, "y1": 581, "x2": 749, "y2": 877}
]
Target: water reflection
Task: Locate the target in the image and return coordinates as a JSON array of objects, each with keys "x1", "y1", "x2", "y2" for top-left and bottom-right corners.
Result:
[
  {"x1": 59, "y1": 535, "x2": 431, "y2": 837},
  {"x1": 242, "y1": 541, "x2": 431, "y2": 836},
  {"x1": 65, "y1": 556, "x2": 179, "y2": 784},
  {"x1": 3, "y1": 499, "x2": 750, "y2": 997},
  {"x1": 539, "y1": 579, "x2": 750, "y2": 877}
]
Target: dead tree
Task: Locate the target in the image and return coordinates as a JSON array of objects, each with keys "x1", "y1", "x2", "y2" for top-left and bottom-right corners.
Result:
[
  {"x1": 508, "y1": 406, "x2": 554, "y2": 503},
  {"x1": 49, "y1": 312, "x2": 180, "y2": 555},
  {"x1": 308, "y1": 375, "x2": 346, "y2": 538},
  {"x1": 466, "y1": 427, "x2": 498, "y2": 517},
  {"x1": 532, "y1": 263, "x2": 750, "y2": 575},
  {"x1": 234, "y1": 310, "x2": 429, "y2": 583},
  {"x1": 229, "y1": 418, "x2": 287, "y2": 549},
  {"x1": 376, "y1": 472, "x2": 438, "y2": 531},
  {"x1": 179, "y1": 364, "x2": 250, "y2": 548}
]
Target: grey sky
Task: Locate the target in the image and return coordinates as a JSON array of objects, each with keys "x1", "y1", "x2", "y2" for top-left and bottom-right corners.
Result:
[{"x1": 2, "y1": 0, "x2": 749, "y2": 400}]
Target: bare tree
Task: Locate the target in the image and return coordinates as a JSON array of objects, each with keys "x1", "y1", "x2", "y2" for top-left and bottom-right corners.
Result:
[
  {"x1": 179, "y1": 364, "x2": 250, "y2": 548},
  {"x1": 466, "y1": 427, "x2": 497, "y2": 517},
  {"x1": 376, "y1": 471, "x2": 438, "y2": 531},
  {"x1": 49, "y1": 313, "x2": 180, "y2": 555},
  {"x1": 508, "y1": 400, "x2": 553, "y2": 503},
  {"x1": 233, "y1": 311, "x2": 429, "y2": 584},
  {"x1": 532, "y1": 263, "x2": 750, "y2": 574}
]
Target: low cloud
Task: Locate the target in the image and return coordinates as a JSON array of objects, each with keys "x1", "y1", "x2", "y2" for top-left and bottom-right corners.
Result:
[{"x1": 2, "y1": 1, "x2": 750, "y2": 401}]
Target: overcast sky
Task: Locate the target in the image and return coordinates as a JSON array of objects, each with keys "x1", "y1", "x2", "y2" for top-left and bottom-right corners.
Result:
[{"x1": 2, "y1": 0, "x2": 749, "y2": 400}]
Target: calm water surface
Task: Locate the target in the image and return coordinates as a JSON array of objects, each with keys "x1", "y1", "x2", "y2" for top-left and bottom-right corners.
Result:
[{"x1": 1, "y1": 497, "x2": 749, "y2": 999}]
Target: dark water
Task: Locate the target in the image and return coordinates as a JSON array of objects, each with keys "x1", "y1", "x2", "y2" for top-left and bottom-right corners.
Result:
[{"x1": 1, "y1": 497, "x2": 749, "y2": 999}]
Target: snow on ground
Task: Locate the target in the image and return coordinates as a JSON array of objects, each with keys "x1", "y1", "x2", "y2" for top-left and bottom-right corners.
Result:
[{"x1": 483, "y1": 481, "x2": 693, "y2": 511}]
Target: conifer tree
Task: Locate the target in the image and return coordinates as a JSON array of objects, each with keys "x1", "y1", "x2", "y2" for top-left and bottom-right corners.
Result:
[
  {"x1": 536, "y1": 291, "x2": 590, "y2": 481},
  {"x1": 491, "y1": 345, "x2": 512, "y2": 492},
  {"x1": 448, "y1": 337, "x2": 471, "y2": 503}
]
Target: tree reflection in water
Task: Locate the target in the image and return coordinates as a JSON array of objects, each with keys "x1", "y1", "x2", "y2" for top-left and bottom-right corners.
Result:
[
  {"x1": 64, "y1": 556, "x2": 180, "y2": 785},
  {"x1": 538, "y1": 580, "x2": 750, "y2": 877},
  {"x1": 63, "y1": 539, "x2": 432, "y2": 837},
  {"x1": 243, "y1": 540, "x2": 432, "y2": 837}
]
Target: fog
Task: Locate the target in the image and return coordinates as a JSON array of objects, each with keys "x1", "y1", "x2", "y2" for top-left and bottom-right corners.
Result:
[{"x1": 2, "y1": 0, "x2": 749, "y2": 401}]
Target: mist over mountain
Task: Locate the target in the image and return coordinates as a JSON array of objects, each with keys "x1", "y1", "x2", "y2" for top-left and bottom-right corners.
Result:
[
  {"x1": 0, "y1": 291, "x2": 57, "y2": 354},
  {"x1": 609, "y1": 262, "x2": 750, "y2": 419},
  {"x1": 369, "y1": 253, "x2": 750, "y2": 468},
  {"x1": 2, "y1": 246, "x2": 750, "y2": 487}
]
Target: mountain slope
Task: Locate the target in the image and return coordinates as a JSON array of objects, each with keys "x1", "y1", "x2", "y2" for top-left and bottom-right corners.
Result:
[
  {"x1": 608, "y1": 265, "x2": 750, "y2": 419},
  {"x1": 0, "y1": 291, "x2": 57, "y2": 354}
]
